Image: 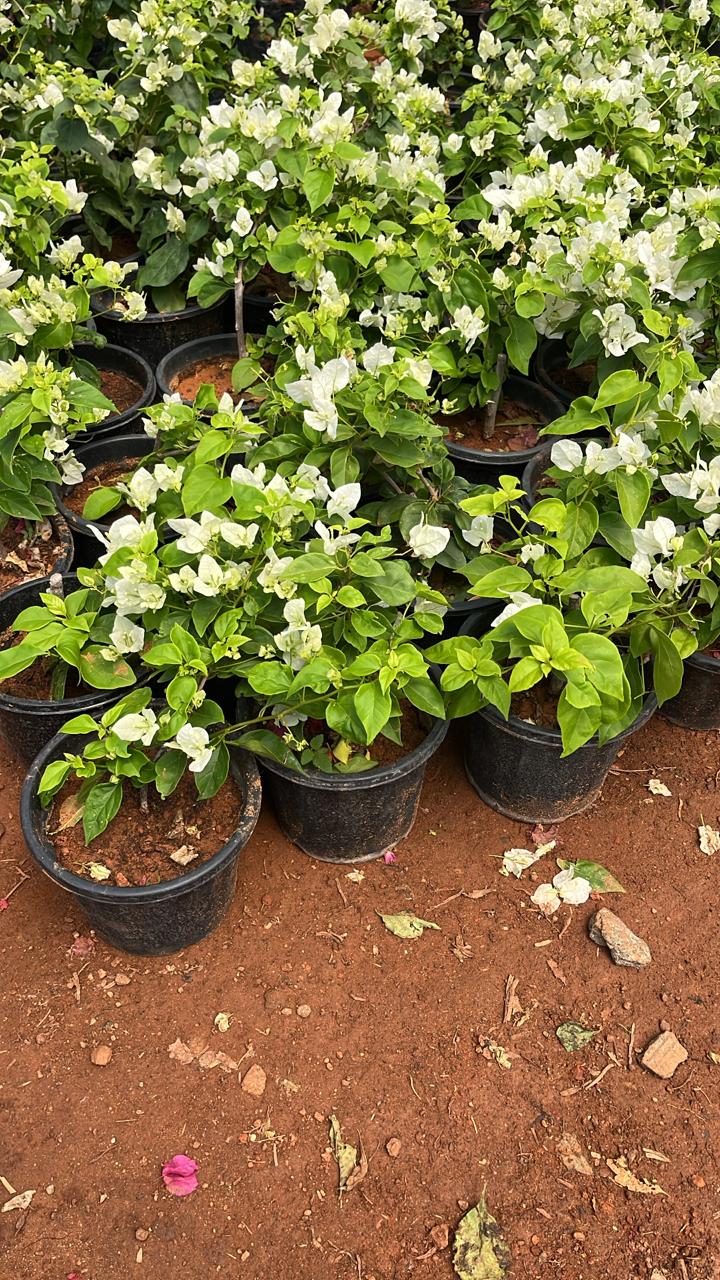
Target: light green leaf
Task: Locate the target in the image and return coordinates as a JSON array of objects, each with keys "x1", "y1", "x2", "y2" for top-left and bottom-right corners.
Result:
[
  {"x1": 378, "y1": 911, "x2": 439, "y2": 939},
  {"x1": 453, "y1": 1197, "x2": 510, "y2": 1280},
  {"x1": 556, "y1": 1021, "x2": 599, "y2": 1052},
  {"x1": 557, "y1": 859, "x2": 625, "y2": 894}
]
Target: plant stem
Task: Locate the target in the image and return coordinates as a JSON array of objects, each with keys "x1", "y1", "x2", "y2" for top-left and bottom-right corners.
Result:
[
  {"x1": 234, "y1": 263, "x2": 247, "y2": 361},
  {"x1": 483, "y1": 353, "x2": 508, "y2": 441}
]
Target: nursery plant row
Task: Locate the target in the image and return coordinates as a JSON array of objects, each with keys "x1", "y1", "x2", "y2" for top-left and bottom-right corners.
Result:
[{"x1": 1, "y1": 0, "x2": 718, "y2": 954}]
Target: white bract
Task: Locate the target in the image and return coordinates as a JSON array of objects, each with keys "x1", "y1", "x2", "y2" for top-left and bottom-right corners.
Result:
[
  {"x1": 112, "y1": 709, "x2": 159, "y2": 746},
  {"x1": 407, "y1": 518, "x2": 450, "y2": 559}
]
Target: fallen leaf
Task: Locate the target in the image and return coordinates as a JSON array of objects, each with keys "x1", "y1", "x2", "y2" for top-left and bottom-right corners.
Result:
[
  {"x1": 606, "y1": 1157, "x2": 666, "y2": 1196},
  {"x1": 556, "y1": 1133, "x2": 593, "y2": 1176},
  {"x1": 198, "y1": 1048, "x2": 238, "y2": 1073},
  {"x1": 648, "y1": 779, "x2": 671, "y2": 797},
  {"x1": 168, "y1": 1038, "x2": 196, "y2": 1065},
  {"x1": 53, "y1": 793, "x2": 85, "y2": 832},
  {"x1": 708, "y1": 1051, "x2": 720, "y2": 1065},
  {"x1": 378, "y1": 911, "x2": 439, "y2": 939},
  {"x1": 329, "y1": 1115, "x2": 366, "y2": 1193},
  {"x1": 431, "y1": 1223, "x2": 450, "y2": 1249},
  {"x1": 346, "y1": 869, "x2": 364, "y2": 883},
  {"x1": 2, "y1": 1190, "x2": 35, "y2": 1213},
  {"x1": 546, "y1": 957, "x2": 567, "y2": 985},
  {"x1": 556, "y1": 1021, "x2": 599, "y2": 1052},
  {"x1": 500, "y1": 847, "x2": 547, "y2": 878},
  {"x1": 383, "y1": 850, "x2": 396, "y2": 864},
  {"x1": 170, "y1": 845, "x2": 197, "y2": 866},
  {"x1": 452, "y1": 934, "x2": 473, "y2": 961},
  {"x1": 476, "y1": 1037, "x2": 512, "y2": 1069},
  {"x1": 556, "y1": 859, "x2": 625, "y2": 894},
  {"x1": 88, "y1": 863, "x2": 111, "y2": 882},
  {"x1": 161, "y1": 1155, "x2": 198, "y2": 1197},
  {"x1": 502, "y1": 975, "x2": 523, "y2": 1024},
  {"x1": 214, "y1": 1012, "x2": 231, "y2": 1033},
  {"x1": 453, "y1": 1196, "x2": 510, "y2": 1279},
  {"x1": 698, "y1": 824, "x2": 720, "y2": 855}
]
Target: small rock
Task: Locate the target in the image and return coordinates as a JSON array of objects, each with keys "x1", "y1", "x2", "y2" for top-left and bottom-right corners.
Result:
[
  {"x1": 572, "y1": 1232, "x2": 586, "y2": 1242},
  {"x1": 296, "y1": 1005, "x2": 311, "y2": 1019},
  {"x1": 641, "y1": 1030, "x2": 688, "y2": 1080},
  {"x1": 241, "y1": 1064, "x2": 267, "y2": 1098},
  {"x1": 430, "y1": 1224, "x2": 449, "y2": 1249},
  {"x1": 692, "y1": 1174, "x2": 706, "y2": 1188},
  {"x1": 135, "y1": 1228, "x2": 149, "y2": 1241},
  {"x1": 588, "y1": 909, "x2": 652, "y2": 969},
  {"x1": 91, "y1": 1045, "x2": 112, "y2": 1066},
  {"x1": 659, "y1": 1018, "x2": 670, "y2": 1032},
  {"x1": 386, "y1": 1137, "x2": 402, "y2": 1158},
  {"x1": 115, "y1": 974, "x2": 131, "y2": 986}
]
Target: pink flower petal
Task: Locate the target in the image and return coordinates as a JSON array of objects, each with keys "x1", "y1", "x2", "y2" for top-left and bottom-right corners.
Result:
[
  {"x1": 0, "y1": 899, "x2": 8, "y2": 910},
  {"x1": 383, "y1": 851, "x2": 396, "y2": 864},
  {"x1": 162, "y1": 1154, "x2": 199, "y2": 1196}
]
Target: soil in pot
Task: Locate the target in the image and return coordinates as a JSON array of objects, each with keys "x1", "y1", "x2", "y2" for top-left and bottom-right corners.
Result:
[
  {"x1": 171, "y1": 351, "x2": 274, "y2": 404},
  {"x1": 62, "y1": 459, "x2": 135, "y2": 521},
  {"x1": 99, "y1": 368, "x2": 144, "y2": 415},
  {"x1": 50, "y1": 769, "x2": 244, "y2": 887},
  {"x1": 0, "y1": 626, "x2": 85, "y2": 700},
  {"x1": 439, "y1": 401, "x2": 542, "y2": 453},
  {"x1": 511, "y1": 684, "x2": 561, "y2": 729},
  {"x1": 550, "y1": 361, "x2": 596, "y2": 399},
  {"x1": 0, "y1": 518, "x2": 69, "y2": 593}
]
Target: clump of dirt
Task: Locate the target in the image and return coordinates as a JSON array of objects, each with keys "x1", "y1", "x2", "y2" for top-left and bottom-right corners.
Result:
[
  {"x1": 51, "y1": 769, "x2": 245, "y2": 886},
  {"x1": 98, "y1": 369, "x2": 144, "y2": 416},
  {"x1": 511, "y1": 682, "x2": 561, "y2": 729},
  {"x1": 0, "y1": 518, "x2": 68, "y2": 593}
]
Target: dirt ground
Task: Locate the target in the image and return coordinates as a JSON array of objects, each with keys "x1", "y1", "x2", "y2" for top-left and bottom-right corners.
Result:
[{"x1": 1, "y1": 715, "x2": 719, "y2": 1280}]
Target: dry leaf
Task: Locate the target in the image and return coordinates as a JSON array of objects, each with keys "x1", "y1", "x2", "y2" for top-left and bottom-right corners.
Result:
[
  {"x1": 556, "y1": 1134, "x2": 593, "y2": 1176},
  {"x1": 546, "y1": 957, "x2": 567, "y2": 985},
  {"x1": 453, "y1": 1196, "x2": 510, "y2": 1279},
  {"x1": 476, "y1": 1037, "x2": 511, "y2": 1069},
  {"x1": 708, "y1": 1051, "x2": 720, "y2": 1065},
  {"x1": 698, "y1": 824, "x2": 720, "y2": 855},
  {"x1": 329, "y1": 1116, "x2": 366, "y2": 1194},
  {"x1": 378, "y1": 911, "x2": 439, "y2": 939},
  {"x1": 168, "y1": 1038, "x2": 195, "y2": 1065},
  {"x1": 88, "y1": 863, "x2": 111, "y2": 882},
  {"x1": 607, "y1": 1157, "x2": 666, "y2": 1195},
  {"x1": 452, "y1": 934, "x2": 473, "y2": 961},
  {"x1": 502, "y1": 975, "x2": 523, "y2": 1024},
  {"x1": 214, "y1": 1012, "x2": 231, "y2": 1033},
  {"x1": 2, "y1": 1191, "x2": 35, "y2": 1213},
  {"x1": 170, "y1": 845, "x2": 197, "y2": 866},
  {"x1": 53, "y1": 793, "x2": 85, "y2": 832},
  {"x1": 345, "y1": 870, "x2": 364, "y2": 883},
  {"x1": 648, "y1": 779, "x2": 671, "y2": 797}
]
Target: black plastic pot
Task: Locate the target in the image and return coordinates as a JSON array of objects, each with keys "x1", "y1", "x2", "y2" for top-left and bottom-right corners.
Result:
[
  {"x1": 0, "y1": 574, "x2": 132, "y2": 763},
  {"x1": 244, "y1": 289, "x2": 278, "y2": 335},
  {"x1": 444, "y1": 376, "x2": 565, "y2": 485},
  {"x1": 155, "y1": 333, "x2": 261, "y2": 408},
  {"x1": 21, "y1": 737, "x2": 262, "y2": 955},
  {"x1": 535, "y1": 339, "x2": 597, "y2": 409},
  {"x1": 53, "y1": 434, "x2": 154, "y2": 567},
  {"x1": 260, "y1": 716, "x2": 449, "y2": 862},
  {"x1": 72, "y1": 343, "x2": 156, "y2": 443},
  {"x1": 662, "y1": 650, "x2": 720, "y2": 730},
  {"x1": 90, "y1": 290, "x2": 234, "y2": 367},
  {"x1": 442, "y1": 594, "x2": 503, "y2": 640}
]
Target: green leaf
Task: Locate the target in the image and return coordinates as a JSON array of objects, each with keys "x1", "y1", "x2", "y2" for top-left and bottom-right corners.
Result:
[
  {"x1": 194, "y1": 742, "x2": 230, "y2": 800},
  {"x1": 453, "y1": 1197, "x2": 510, "y2": 1280},
  {"x1": 616, "y1": 468, "x2": 650, "y2": 528},
  {"x1": 594, "y1": 371, "x2": 650, "y2": 408},
  {"x1": 136, "y1": 238, "x2": 190, "y2": 289},
  {"x1": 556, "y1": 1021, "x2": 599, "y2": 1052},
  {"x1": 302, "y1": 166, "x2": 335, "y2": 212},
  {"x1": 182, "y1": 465, "x2": 232, "y2": 516},
  {"x1": 38, "y1": 758, "x2": 72, "y2": 804},
  {"x1": 78, "y1": 649, "x2": 136, "y2": 690},
  {"x1": 354, "y1": 680, "x2": 391, "y2": 742},
  {"x1": 649, "y1": 628, "x2": 684, "y2": 703},
  {"x1": 403, "y1": 676, "x2": 445, "y2": 719},
  {"x1": 81, "y1": 487, "x2": 122, "y2": 521},
  {"x1": 505, "y1": 313, "x2": 537, "y2": 375},
  {"x1": 378, "y1": 911, "x2": 439, "y2": 939},
  {"x1": 60, "y1": 714, "x2": 101, "y2": 735},
  {"x1": 155, "y1": 749, "x2": 187, "y2": 798},
  {"x1": 557, "y1": 859, "x2": 625, "y2": 894},
  {"x1": 82, "y1": 780, "x2": 122, "y2": 844}
]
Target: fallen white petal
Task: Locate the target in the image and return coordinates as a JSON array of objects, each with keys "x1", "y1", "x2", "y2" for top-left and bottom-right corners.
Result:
[{"x1": 648, "y1": 778, "x2": 672, "y2": 797}]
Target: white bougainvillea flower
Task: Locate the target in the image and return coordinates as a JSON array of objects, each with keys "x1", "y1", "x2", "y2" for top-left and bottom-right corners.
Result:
[
  {"x1": 520, "y1": 542, "x2": 545, "y2": 563},
  {"x1": 648, "y1": 778, "x2": 672, "y2": 797},
  {"x1": 491, "y1": 592, "x2": 543, "y2": 628},
  {"x1": 112, "y1": 708, "x2": 159, "y2": 746},
  {"x1": 97, "y1": 515, "x2": 154, "y2": 559},
  {"x1": 531, "y1": 883, "x2": 561, "y2": 915},
  {"x1": 698, "y1": 824, "x2": 720, "y2": 855},
  {"x1": 285, "y1": 357, "x2": 354, "y2": 441},
  {"x1": 313, "y1": 520, "x2": 361, "y2": 557},
  {"x1": 247, "y1": 160, "x2": 278, "y2": 191},
  {"x1": 110, "y1": 615, "x2": 144, "y2": 655},
  {"x1": 326, "y1": 483, "x2": 361, "y2": 520},
  {"x1": 501, "y1": 846, "x2": 549, "y2": 878},
  {"x1": 593, "y1": 304, "x2": 649, "y2": 358},
  {"x1": 117, "y1": 467, "x2": 159, "y2": 513},
  {"x1": 407, "y1": 518, "x2": 451, "y2": 559},
  {"x1": 362, "y1": 342, "x2": 395, "y2": 374},
  {"x1": 462, "y1": 515, "x2": 494, "y2": 548},
  {"x1": 550, "y1": 439, "x2": 583, "y2": 472},
  {"x1": 0, "y1": 253, "x2": 23, "y2": 289},
  {"x1": 275, "y1": 599, "x2": 323, "y2": 670},
  {"x1": 552, "y1": 867, "x2": 592, "y2": 905},
  {"x1": 230, "y1": 206, "x2": 253, "y2": 237},
  {"x1": 172, "y1": 724, "x2": 213, "y2": 773}
]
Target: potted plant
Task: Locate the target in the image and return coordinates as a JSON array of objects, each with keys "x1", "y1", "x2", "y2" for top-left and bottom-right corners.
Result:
[
  {"x1": 22, "y1": 690, "x2": 262, "y2": 954},
  {"x1": 71, "y1": 343, "x2": 156, "y2": 441}
]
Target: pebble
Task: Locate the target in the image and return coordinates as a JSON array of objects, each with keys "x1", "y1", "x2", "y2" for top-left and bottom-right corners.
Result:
[
  {"x1": 430, "y1": 1224, "x2": 449, "y2": 1249},
  {"x1": 296, "y1": 1005, "x2": 311, "y2": 1019},
  {"x1": 241, "y1": 1064, "x2": 267, "y2": 1098},
  {"x1": 588, "y1": 909, "x2": 652, "y2": 969},
  {"x1": 91, "y1": 1045, "x2": 113, "y2": 1066},
  {"x1": 641, "y1": 1030, "x2": 688, "y2": 1079},
  {"x1": 115, "y1": 974, "x2": 131, "y2": 986},
  {"x1": 386, "y1": 1137, "x2": 402, "y2": 1158},
  {"x1": 135, "y1": 1228, "x2": 149, "y2": 1242}
]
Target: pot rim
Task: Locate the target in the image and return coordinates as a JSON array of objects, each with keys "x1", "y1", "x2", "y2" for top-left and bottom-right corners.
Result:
[
  {"x1": 90, "y1": 290, "x2": 227, "y2": 326},
  {"x1": 21, "y1": 733, "x2": 262, "y2": 903},
  {"x1": 0, "y1": 572, "x2": 145, "y2": 712},
  {"x1": 73, "y1": 342, "x2": 156, "y2": 425},
  {"x1": 259, "y1": 713, "x2": 449, "y2": 790},
  {"x1": 473, "y1": 690, "x2": 657, "y2": 749},
  {"x1": 685, "y1": 646, "x2": 720, "y2": 672}
]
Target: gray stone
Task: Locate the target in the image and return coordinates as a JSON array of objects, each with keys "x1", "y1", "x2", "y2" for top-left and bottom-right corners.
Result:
[{"x1": 588, "y1": 908, "x2": 652, "y2": 969}]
